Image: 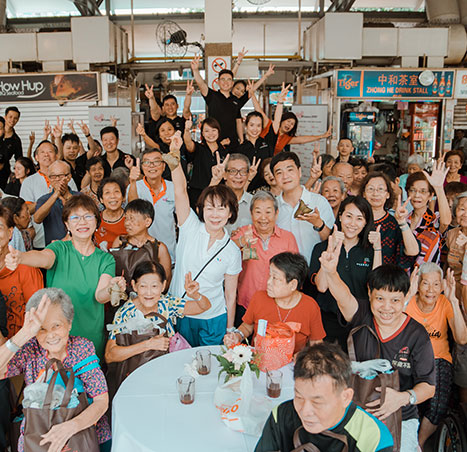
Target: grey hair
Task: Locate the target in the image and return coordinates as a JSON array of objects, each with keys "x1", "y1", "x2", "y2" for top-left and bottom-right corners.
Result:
[
  {"x1": 250, "y1": 190, "x2": 278, "y2": 212},
  {"x1": 226, "y1": 153, "x2": 250, "y2": 170},
  {"x1": 321, "y1": 176, "x2": 346, "y2": 194},
  {"x1": 407, "y1": 154, "x2": 425, "y2": 170},
  {"x1": 452, "y1": 191, "x2": 467, "y2": 218},
  {"x1": 418, "y1": 262, "x2": 443, "y2": 280},
  {"x1": 26, "y1": 288, "x2": 74, "y2": 323}
]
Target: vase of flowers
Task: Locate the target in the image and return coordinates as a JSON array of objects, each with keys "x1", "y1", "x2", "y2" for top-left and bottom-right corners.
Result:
[{"x1": 214, "y1": 344, "x2": 260, "y2": 384}]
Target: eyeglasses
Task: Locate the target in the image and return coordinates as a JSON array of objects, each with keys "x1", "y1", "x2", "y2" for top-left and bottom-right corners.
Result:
[
  {"x1": 226, "y1": 169, "x2": 248, "y2": 176},
  {"x1": 49, "y1": 173, "x2": 70, "y2": 181},
  {"x1": 68, "y1": 214, "x2": 96, "y2": 223},
  {"x1": 141, "y1": 159, "x2": 163, "y2": 167},
  {"x1": 408, "y1": 188, "x2": 430, "y2": 195},
  {"x1": 365, "y1": 187, "x2": 387, "y2": 194}
]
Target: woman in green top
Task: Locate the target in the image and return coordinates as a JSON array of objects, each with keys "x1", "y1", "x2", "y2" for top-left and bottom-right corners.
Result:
[{"x1": 5, "y1": 194, "x2": 125, "y2": 358}]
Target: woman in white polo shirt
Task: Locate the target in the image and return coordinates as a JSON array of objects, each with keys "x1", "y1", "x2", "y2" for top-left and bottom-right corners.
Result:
[{"x1": 167, "y1": 132, "x2": 242, "y2": 346}]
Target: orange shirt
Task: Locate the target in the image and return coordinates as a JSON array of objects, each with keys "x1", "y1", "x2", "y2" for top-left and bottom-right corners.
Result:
[
  {"x1": 95, "y1": 215, "x2": 127, "y2": 250},
  {"x1": 405, "y1": 295, "x2": 454, "y2": 363},
  {"x1": 0, "y1": 264, "x2": 44, "y2": 338},
  {"x1": 260, "y1": 119, "x2": 293, "y2": 155},
  {"x1": 243, "y1": 290, "x2": 325, "y2": 353}
]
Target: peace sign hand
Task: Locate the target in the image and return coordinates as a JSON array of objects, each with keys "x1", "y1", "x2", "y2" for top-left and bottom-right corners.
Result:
[
  {"x1": 265, "y1": 64, "x2": 275, "y2": 78},
  {"x1": 78, "y1": 120, "x2": 90, "y2": 137},
  {"x1": 319, "y1": 227, "x2": 343, "y2": 274},
  {"x1": 248, "y1": 156, "x2": 261, "y2": 182},
  {"x1": 443, "y1": 268, "x2": 459, "y2": 304},
  {"x1": 186, "y1": 80, "x2": 194, "y2": 96},
  {"x1": 368, "y1": 225, "x2": 382, "y2": 250},
  {"x1": 278, "y1": 82, "x2": 292, "y2": 103},
  {"x1": 394, "y1": 195, "x2": 411, "y2": 225},
  {"x1": 310, "y1": 180, "x2": 322, "y2": 194},
  {"x1": 423, "y1": 159, "x2": 448, "y2": 189},
  {"x1": 191, "y1": 55, "x2": 201, "y2": 72},
  {"x1": 237, "y1": 47, "x2": 248, "y2": 63},
  {"x1": 406, "y1": 266, "x2": 419, "y2": 302},
  {"x1": 211, "y1": 152, "x2": 230, "y2": 183},
  {"x1": 310, "y1": 155, "x2": 322, "y2": 180},
  {"x1": 144, "y1": 84, "x2": 154, "y2": 99},
  {"x1": 184, "y1": 272, "x2": 201, "y2": 300}
]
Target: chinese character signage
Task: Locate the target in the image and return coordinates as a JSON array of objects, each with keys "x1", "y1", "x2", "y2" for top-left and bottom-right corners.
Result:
[
  {"x1": 336, "y1": 70, "x2": 454, "y2": 99},
  {"x1": 0, "y1": 72, "x2": 99, "y2": 102}
]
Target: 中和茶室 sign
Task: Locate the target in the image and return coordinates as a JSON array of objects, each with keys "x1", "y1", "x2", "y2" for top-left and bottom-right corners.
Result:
[{"x1": 336, "y1": 70, "x2": 454, "y2": 99}]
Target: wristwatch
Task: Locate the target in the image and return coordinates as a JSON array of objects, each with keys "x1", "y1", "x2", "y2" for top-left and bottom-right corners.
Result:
[
  {"x1": 226, "y1": 327, "x2": 245, "y2": 341},
  {"x1": 406, "y1": 389, "x2": 417, "y2": 405},
  {"x1": 6, "y1": 339, "x2": 20, "y2": 353},
  {"x1": 313, "y1": 221, "x2": 325, "y2": 232}
]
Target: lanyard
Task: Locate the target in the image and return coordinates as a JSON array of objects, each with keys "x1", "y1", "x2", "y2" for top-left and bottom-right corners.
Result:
[{"x1": 144, "y1": 177, "x2": 167, "y2": 205}]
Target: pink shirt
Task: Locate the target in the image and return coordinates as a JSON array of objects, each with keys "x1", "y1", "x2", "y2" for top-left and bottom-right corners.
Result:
[{"x1": 232, "y1": 225, "x2": 299, "y2": 309}]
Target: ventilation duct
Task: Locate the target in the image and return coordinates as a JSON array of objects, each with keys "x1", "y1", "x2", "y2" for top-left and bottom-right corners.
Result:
[{"x1": 426, "y1": 0, "x2": 460, "y2": 23}]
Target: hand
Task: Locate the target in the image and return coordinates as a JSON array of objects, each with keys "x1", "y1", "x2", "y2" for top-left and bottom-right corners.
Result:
[
  {"x1": 43, "y1": 120, "x2": 51, "y2": 140},
  {"x1": 220, "y1": 138, "x2": 230, "y2": 147},
  {"x1": 29, "y1": 131, "x2": 35, "y2": 145},
  {"x1": 169, "y1": 130, "x2": 183, "y2": 152},
  {"x1": 456, "y1": 231, "x2": 467, "y2": 248},
  {"x1": 211, "y1": 152, "x2": 230, "y2": 182},
  {"x1": 144, "y1": 83, "x2": 154, "y2": 99},
  {"x1": 124, "y1": 155, "x2": 134, "y2": 169},
  {"x1": 147, "y1": 334, "x2": 170, "y2": 352},
  {"x1": 129, "y1": 158, "x2": 141, "y2": 183},
  {"x1": 52, "y1": 117, "x2": 64, "y2": 140},
  {"x1": 366, "y1": 387, "x2": 407, "y2": 420},
  {"x1": 310, "y1": 180, "x2": 322, "y2": 194},
  {"x1": 248, "y1": 156, "x2": 261, "y2": 183},
  {"x1": 224, "y1": 332, "x2": 242, "y2": 348},
  {"x1": 40, "y1": 419, "x2": 77, "y2": 452},
  {"x1": 368, "y1": 225, "x2": 382, "y2": 250},
  {"x1": 323, "y1": 126, "x2": 332, "y2": 138},
  {"x1": 5, "y1": 245, "x2": 21, "y2": 271},
  {"x1": 20, "y1": 293, "x2": 51, "y2": 340},
  {"x1": 318, "y1": 227, "x2": 343, "y2": 273},
  {"x1": 237, "y1": 46, "x2": 248, "y2": 63},
  {"x1": 184, "y1": 272, "x2": 201, "y2": 300},
  {"x1": 423, "y1": 159, "x2": 449, "y2": 189},
  {"x1": 185, "y1": 79, "x2": 194, "y2": 96},
  {"x1": 394, "y1": 195, "x2": 411, "y2": 225},
  {"x1": 109, "y1": 276, "x2": 126, "y2": 293},
  {"x1": 278, "y1": 82, "x2": 291, "y2": 103},
  {"x1": 240, "y1": 224, "x2": 258, "y2": 248},
  {"x1": 297, "y1": 207, "x2": 322, "y2": 227},
  {"x1": 136, "y1": 123, "x2": 146, "y2": 137},
  {"x1": 191, "y1": 54, "x2": 201, "y2": 72},
  {"x1": 67, "y1": 119, "x2": 76, "y2": 134},
  {"x1": 443, "y1": 268, "x2": 458, "y2": 303},
  {"x1": 246, "y1": 79, "x2": 255, "y2": 95},
  {"x1": 184, "y1": 117, "x2": 193, "y2": 132},
  {"x1": 264, "y1": 63, "x2": 275, "y2": 78},
  {"x1": 78, "y1": 120, "x2": 90, "y2": 137},
  {"x1": 110, "y1": 115, "x2": 117, "y2": 127},
  {"x1": 367, "y1": 156, "x2": 375, "y2": 164},
  {"x1": 407, "y1": 266, "x2": 419, "y2": 302},
  {"x1": 310, "y1": 155, "x2": 322, "y2": 181}
]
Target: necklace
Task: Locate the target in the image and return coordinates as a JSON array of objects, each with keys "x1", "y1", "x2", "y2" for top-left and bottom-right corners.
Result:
[
  {"x1": 275, "y1": 294, "x2": 299, "y2": 323},
  {"x1": 103, "y1": 210, "x2": 124, "y2": 224}
]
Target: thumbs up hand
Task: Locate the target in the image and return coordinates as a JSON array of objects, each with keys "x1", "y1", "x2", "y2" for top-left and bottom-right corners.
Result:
[
  {"x1": 5, "y1": 245, "x2": 21, "y2": 271},
  {"x1": 368, "y1": 224, "x2": 382, "y2": 251}
]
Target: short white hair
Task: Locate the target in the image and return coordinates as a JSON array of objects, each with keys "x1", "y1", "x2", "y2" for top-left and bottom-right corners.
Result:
[
  {"x1": 418, "y1": 262, "x2": 443, "y2": 281},
  {"x1": 407, "y1": 154, "x2": 425, "y2": 170}
]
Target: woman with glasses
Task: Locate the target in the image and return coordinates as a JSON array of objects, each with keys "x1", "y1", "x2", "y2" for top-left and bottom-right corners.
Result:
[
  {"x1": 127, "y1": 148, "x2": 176, "y2": 263},
  {"x1": 360, "y1": 171, "x2": 420, "y2": 269},
  {"x1": 406, "y1": 160, "x2": 451, "y2": 266},
  {"x1": 5, "y1": 194, "x2": 125, "y2": 359}
]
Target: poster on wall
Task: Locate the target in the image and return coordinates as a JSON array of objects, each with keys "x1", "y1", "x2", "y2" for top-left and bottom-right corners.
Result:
[
  {"x1": 206, "y1": 56, "x2": 232, "y2": 90},
  {"x1": 0, "y1": 72, "x2": 99, "y2": 102},
  {"x1": 88, "y1": 106, "x2": 132, "y2": 154},
  {"x1": 290, "y1": 104, "x2": 328, "y2": 184}
]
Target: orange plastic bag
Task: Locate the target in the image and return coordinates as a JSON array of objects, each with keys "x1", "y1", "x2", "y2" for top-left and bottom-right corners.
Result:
[{"x1": 255, "y1": 322, "x2": 300, "y2": 371}]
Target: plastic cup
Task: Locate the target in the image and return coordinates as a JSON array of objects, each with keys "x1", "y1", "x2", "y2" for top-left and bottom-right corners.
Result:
[
  {"x1": 177, "y1": 376, "x2": 195, "y2": 405},
  {"x1": 196, "y1": 349, "x2": 211, "y2": 375},
  {"x1": 266, "y1": 370, "x2": 282, "y2": 398}
]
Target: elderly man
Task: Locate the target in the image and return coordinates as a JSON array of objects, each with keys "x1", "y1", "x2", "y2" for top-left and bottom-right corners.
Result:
[
  {"x1": 255, "y1": 342, "x2": 394, "y2": 452},
  {"x1": 34, "y1": 160, "x2": 78, "y2": 245},
  {"x1": 332, "y1": 162, "x2": 354, "y2": 193},
  {"x1": 320, "y1": 176, "x2": 346, "y2": 218}
]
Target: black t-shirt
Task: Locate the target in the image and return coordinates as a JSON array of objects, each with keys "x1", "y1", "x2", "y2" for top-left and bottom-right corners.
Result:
[
  {"x1": 3, "y1": 131, "x2": 22, "y2": 161},
  {"x1": 255, "y1": 400, "x2": 394, "y2": 452},
  {"x1": 203, "y1": 88, "x2": 249, "y2": 143},
  {"x1": 187, "y1": 142, "x2": 229, "y2": 190},
  {"x1": 147, "y1": 116, "x2": 187, "y2": 141},
  {"x1": 346, "y1": 299, "x2": 436, "y2": 421}
]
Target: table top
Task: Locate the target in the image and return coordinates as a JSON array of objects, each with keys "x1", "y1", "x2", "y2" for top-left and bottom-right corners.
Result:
[{"x1": 111, "y1": 345, "x2": 295, "y2": 452}]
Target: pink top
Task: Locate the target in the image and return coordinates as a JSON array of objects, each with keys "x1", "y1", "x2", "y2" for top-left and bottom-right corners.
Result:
[{"x1": 232, "y1": 225, "x2": 299, "y2": 309}]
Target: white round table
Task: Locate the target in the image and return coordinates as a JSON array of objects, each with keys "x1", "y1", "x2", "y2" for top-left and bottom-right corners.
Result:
[{"x1": 111, "y1": 345, "x2": 294, "y2": 452}]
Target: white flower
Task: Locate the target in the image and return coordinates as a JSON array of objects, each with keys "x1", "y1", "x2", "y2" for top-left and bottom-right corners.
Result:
[
  {"x1": 231, "y1": 345, "x2": 253, "y2": 366},
  {"x1": 184, "y1": 359, "x2": 199, "y2": 379}
]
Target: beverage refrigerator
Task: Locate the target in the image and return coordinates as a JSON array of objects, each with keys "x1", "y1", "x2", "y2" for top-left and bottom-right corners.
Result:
[
  {"x1": 409, "y1": 103, "x2": 439, "y2": 164},
  {"x1": 344, "y1": 111, "x2": 376, "y2": 159}
]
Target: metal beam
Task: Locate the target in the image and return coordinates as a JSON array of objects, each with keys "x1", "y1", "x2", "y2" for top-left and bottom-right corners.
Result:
[
  {"x1": 72, "y1": 0, "x2": 102, "y2": 16},
  {"x1": 327, "y1": 0, "x2": 357, "y2": 12}
]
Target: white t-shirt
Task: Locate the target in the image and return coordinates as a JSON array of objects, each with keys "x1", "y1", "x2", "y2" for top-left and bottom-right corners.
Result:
[
  {"x1": 127, "y1": 178, "x2": 177, "y2": 262},
  {"x1": 277, "y1": 186, "x2": 335, "y2": 263},
  {"x1": 225, "y1": 191, "x2": 253, "y2": 234},
  {"x1": 20, "y1": 172, "x2": 77, "y2": 249},
  {"x1": 169, "y1": 210, "x2": 242, "y2": 320}
]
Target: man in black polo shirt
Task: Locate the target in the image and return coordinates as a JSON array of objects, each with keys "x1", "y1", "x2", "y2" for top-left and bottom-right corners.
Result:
[
  {"x1": 99, "y1": 126, "x2": 135, "y2": 174},
  {"x1": 3, "y1": 106, "x2": 22, "y2": 163},
  {"x1": 255, "y1": 342, "x2": 394, "y2": 452}
]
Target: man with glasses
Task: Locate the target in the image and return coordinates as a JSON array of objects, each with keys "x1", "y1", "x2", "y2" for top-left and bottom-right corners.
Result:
[
  {"x1": 34, "y1": 160, "x2": 79, "y2": 245},
  {"x1": 127, "y1": 149, "x2": 176, "y2": 262}
]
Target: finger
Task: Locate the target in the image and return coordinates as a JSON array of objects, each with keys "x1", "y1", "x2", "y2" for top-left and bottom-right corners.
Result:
[
  {"x1": 402, "y1": 197, "x2": 411, "y2": 208},
  {"x1": 223, "y1": 153, "x2": 230, "y2": 167},
  {"x1": 376, "y1": 225, "x2": 381, "y2": 233},
  {"x1": 252, "y1": 156, "x2": 256, "y2": 168},
  {"x1": 136, "y1": 157, "x2": 140, "y2": 167},
  {"x1": 215, "y1": 151, "x2": 220, "y2": 165}
]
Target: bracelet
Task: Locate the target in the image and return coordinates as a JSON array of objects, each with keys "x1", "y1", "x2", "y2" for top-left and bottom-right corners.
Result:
[
  {"x1": 85, "y1": 133, "x2": 90, "y2": 138},
  {"x1": 313, "y1": 221, "x2": 325, "y2": 232},
  {"x1": 6, "y1": 338, "x2": 20, "y2": 353},
  {"x1": 374, "y1": 248, "x2": 382, "y2": 251},
  {"x1": 399, "y1": 224, "x2": 410, "y2": 231}
]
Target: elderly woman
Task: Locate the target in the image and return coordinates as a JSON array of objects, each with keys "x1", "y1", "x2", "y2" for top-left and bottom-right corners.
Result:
[
  {"x1": 405, "y1": 263, "x2": 467, "y2": 448},
  {"x1": 231, "y1": 191, "x2": 299, "y2": 326},
  {"x1": 399, "y1": 153, "x2": 425, "y2": 190},
  {"x1": 320, "y1": 176, "x2": 346, "y2": 218},
  {"x1": 444, "y1": 149, "x2": 467, "y2": 185},
  {"x1": 0, "y1": 288, "x2": 111, "y2": 452},
  {"x1": 224, "y1": 252, "x2": 325, "y2": 353},
  {"x1": 5, "y1": 194, "x2": 124, "y2": 359}
]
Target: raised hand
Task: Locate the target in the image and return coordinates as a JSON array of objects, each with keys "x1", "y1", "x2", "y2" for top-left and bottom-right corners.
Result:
[
  {"x1": 124, "y1": 154, "x2": 134, "y2": 169},
  {"x1": 323, "y1": 126, "x2": 332, "y2": 138},
  {"x1": 443, "y1": 268, "x2": 458, "y2": 303},
  {"x1": 368, "y1": 225, "x2": 382, "y2": 250},
  {"x1": 129, "y1": 158, "x2": 141, "y2": 183},
  {"x1": 237, "y1": 46, "x2": 248, "y2": 63},
  {"x1": 136, "y1": 123, "x2": 146, "y2": 137},
  {"x1": 310, "y1": 180, "x2": 322, "y2": 194},
  {"x1": 278, "y1": 82, "x2": 292, "y2": 103},
  {"x1": 21, "y1": 293, "x2": 51, "y2": 340},
  {"x1": 110, "y1": 115, "x2": 117, "y2": 127},
  {"x1": 78, "y1": 120, "x2": 90, "y2": 137},
  {"x1": 184, "y1": 117, "x2": 193, "y2": 131},
  {"x1": 144, "y1": 83, "x2": 154, "y2": 99},
  {"x1": 310, "y1": 155, "x2": 322, "y2": 181},
  {"x1": 211, "y1": 152, "x2": 230, "y2": 182},
  {"x1": 248, "y1": 156, "x2": 261, "y2": 182},
  {"x1": 405, "y1": 266, "x2": 419, "y2": 303},
  {"x1": 265, "y1": 63, "x2": 275, "y2": 78},
  {"x1": 246, "y1": 79, "x2": 255, "y2": 95},
  {"x1": 191, "y1": 54, "x2": 201, "y2": 72},
  {"x1": 43, "y1": 120, "x2": 51, "y2": 140},
  {"x1": 394, "y1": 195, "x2": 410, "y2": 225},
  {"x1": 185, "y1": 80, "x2": 194, "y2": 96},
  {"x1": 52, "y1": 117, "x2": 64, "y2": 139},
  {"x1": 5, "y1": 245, "x2": 21, "y2": 271},
  {"x1": 29, "y1": 131, "x2": 35, "y2": 145},
  {"x1": 423, "y1": 159, "x2": 449, "y2": 189},
  {"x1": 184, "y1": 272, "x2": 201, "y2": 300},
  {"x1": 67, "y1": 119, "x2": 76, "y2": 134},
  {"x1": 319, "y1": 228, "x2": 343, "y2": 273},
  {"x1": 169, "y1": 130, "x2": 183, "y2": 152}
]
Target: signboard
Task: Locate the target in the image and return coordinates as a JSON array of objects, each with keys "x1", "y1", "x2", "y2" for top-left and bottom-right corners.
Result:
[
  {"x1": 336, "y1": 70, "x2": 454, "y2": 99},
  {"x1": 0, "y1": 72, "x2": 99, "y2": 102},
  {"x1": 454, "y1": 70, "x2": 467, "y2": 98},
  {"x1": 207, "y1": 56, "x2": 232, "y2": 90},
  {"x1": 290, "y1": 104, "x2": 328, "y2": 184}
]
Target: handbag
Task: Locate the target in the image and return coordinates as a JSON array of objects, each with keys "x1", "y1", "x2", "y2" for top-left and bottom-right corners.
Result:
[
  {"x1": 291, "y1": 426, "x2": 348, "y2": 452},
  {"x1": 23, "y1": 358, "x2": 99, "y2": 452},
  {"x1": 347, "y1": 325, "x2": 402, "y2": 452},
  {"x1": 8, "y1": 379, "x2": 24, "y2": 452}
]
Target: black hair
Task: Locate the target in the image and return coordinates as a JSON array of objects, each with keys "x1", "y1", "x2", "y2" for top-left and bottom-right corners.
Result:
[
  {"x1": 61, "y1": 133, "x2": 80, "y2": 145},
  {"x1": 320, "y1": 153, "x2": 336, "y2": 171},
  {"x1": 125, "y1": 199, "x2": 155, "y2": 225},
  {"x1": 200, "y1": 117, "x2": 222, "y2": 144},
  {"x1": 15, "y1": 157, "x2": 36, "y2": 177},
  {"x1": 162, "y1": 94, "x2": 178, "y2": 105},
  {"x1": 445, "y1": 181, "x2": 467, "y2": 198},
  {"x1": 0, "y1": 197, "x2": 25, "y2": 218},
  {"x1": 196, "y1": 185, "x2": 239, "y2": 225},
  {"x1": 337, "y1": 196, "x2": 374, "y2": 249},
  {"x1": 100, "y1": 126, "x2": 119, "y2": 140},
  {"x1": 359, "y1": 171, "x2": 395, "y2": 211},
  {"x1": 270, "y1": 252, "x2": 308, "y2": 290},
  {"x1": 132, "y1": 260, "x2": 167, "y2": 284},
  {"x1": 367, "y1": 264, "x2": 410, "y2": 296},
  {"x1": 406, "y1": 171, "x2": 435, "y2": 196},
  {"x1": 33, "y1": 140, "x2": 58, "y2": 158},
  {"x1": 0, "y1": 117, "x2": 4, "y2": 126},
  {"x1": 97, "y1": 177, "x2": 126, "y2": 202},
  {"x1": 218, "y1": 69, "x2": 234, "y2": 79},
  {"x1": 245, "y1": 111, "x2": 263, "y2": 127},
  {"x1": 155, "y1": 118, "x2": 175, "y2": 138},
  {"x1": 233, "y1": 80, "x2": 247, "y2": 89},
  {"x1": 5, "y1": 106, "x2": 20, "y2": 118},
  {"x1": 85, "y1": 156, "x2": 105, "y2": 172},
  {"x1": 371, "y1": 163, "x2": 397, "y2": 182},
  {"x1": 350, "y1": 158, "x2": 369, "y2": 172},
  {"x1": 270, "y1": 151, "x2": 301, "y2": 174},
  {"x1": 280, "y1": 112, "x2": 298, "y2": 136},
  {"x1": 62, "y1": 194, "x2": 101, "y2": 229},
  {"x1": 294, "y1": 342, "x2": 352, "y2": 390},
  {"x1": 0, "y1": 204, "x2": 14, "y2": 229}
]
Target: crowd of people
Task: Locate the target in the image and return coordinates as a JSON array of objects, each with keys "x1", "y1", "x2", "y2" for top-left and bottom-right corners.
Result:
[{"x1": 0, "y1": 51, "x2": 465, "y2": 452}]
